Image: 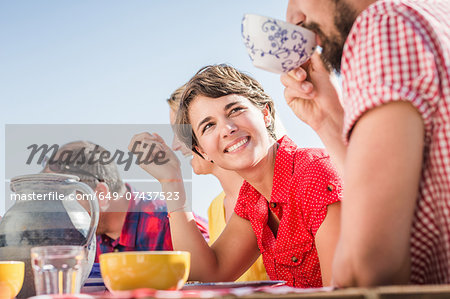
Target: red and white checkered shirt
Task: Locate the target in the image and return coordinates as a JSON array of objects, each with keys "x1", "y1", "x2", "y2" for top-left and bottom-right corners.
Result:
[{"x1": 341, "y1": 0, "x2": 450, "y2": 284}]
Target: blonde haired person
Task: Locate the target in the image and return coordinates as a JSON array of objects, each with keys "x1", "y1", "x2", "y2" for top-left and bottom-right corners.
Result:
[{"x1": 167, "y1": 85, "x2": 268, "y2": 282}]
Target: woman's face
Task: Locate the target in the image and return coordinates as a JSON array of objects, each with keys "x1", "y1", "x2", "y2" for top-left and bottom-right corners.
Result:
[
  {"x1": 188, "y1": 94, "x2": 272, "y2": 172},
  {"x1": 169, "y1": 108, "x2": 214, "y2": 175}
]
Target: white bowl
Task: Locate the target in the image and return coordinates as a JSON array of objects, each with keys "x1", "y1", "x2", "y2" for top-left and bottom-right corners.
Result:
[{"x1": 241, "y1": 14, "x2": 316, "y2": 74}]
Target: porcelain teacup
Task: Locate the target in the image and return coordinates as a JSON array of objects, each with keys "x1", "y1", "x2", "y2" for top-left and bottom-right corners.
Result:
[{"x1": 241, "y1": 14, "x2": 316, "y2": 74}]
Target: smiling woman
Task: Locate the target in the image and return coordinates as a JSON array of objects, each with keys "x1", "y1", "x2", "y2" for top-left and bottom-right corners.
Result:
[
  {"x1": 188, "y1": 93, "x2": 273, "y2": 173},
  {"x1": 154, "y1": 64, "x2": 344, "y2": 287}
]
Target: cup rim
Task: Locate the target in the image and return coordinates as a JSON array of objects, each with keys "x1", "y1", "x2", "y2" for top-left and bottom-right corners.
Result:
[
  {"x1": 0, "y1": 261, "x2": 25, "y2": 265},
  {"x1": 30, "y1": 245, "x2": 86, "y2": 257},
  {"x1": 100, "y1": 250, "x2": 190, "y2": 257},
  {"x1": 31, "y1": 245, "x2": 85, "y2": 250},
  {"x1": 242, "y1": 13, "x2": 316, "y2": 35}
]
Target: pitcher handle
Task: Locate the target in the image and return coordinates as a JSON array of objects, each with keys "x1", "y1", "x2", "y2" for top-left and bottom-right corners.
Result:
[{"x1": 65, "y1": 180, "x2": 99, "y2": 249}]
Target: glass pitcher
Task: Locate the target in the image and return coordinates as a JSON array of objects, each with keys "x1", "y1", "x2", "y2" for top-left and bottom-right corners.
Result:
[{"x1": 0, "y1": 173, "x2": 99, "y2": 298}]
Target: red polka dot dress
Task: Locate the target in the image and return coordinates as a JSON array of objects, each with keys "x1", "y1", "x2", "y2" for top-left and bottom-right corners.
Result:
[{"x1": 234, "y1": 136, "x2": 342, "y2": 287}]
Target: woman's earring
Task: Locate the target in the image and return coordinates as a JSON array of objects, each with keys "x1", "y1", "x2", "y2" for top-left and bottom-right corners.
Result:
[{"x1": 203, "y1": 153, "x2": 213, "y2": 163}]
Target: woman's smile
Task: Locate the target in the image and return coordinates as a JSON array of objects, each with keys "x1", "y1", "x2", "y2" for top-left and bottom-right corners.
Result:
[{"x1": 224, "y1": 136, "x2": 250, "y2": 153}]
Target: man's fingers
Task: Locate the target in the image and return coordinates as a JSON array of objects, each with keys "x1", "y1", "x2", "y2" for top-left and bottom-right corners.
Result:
[
  {"x1": 281, "y1": 72, "x2": 303, "y2": 89},
  {"x1": 281, "y1": 72, "x2": 315, "y2": 94},
  {"x1": 288, "y1": 66, "x2": 308, "y2": 81},
  {"x1": 310, "y1": 52, "x2": 330, "y2": 75},
  {"x1": 301, "y1": 82, "x2": 314, "y2": 94},
  {"x1": 284, "y1": 88, "x2": 304, "y2": 106},
  {"x1": 284, "y1": 86, "x2": 315, "y2": 105}
]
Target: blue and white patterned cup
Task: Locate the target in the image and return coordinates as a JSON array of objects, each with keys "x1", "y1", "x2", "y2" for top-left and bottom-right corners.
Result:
[{"x1": 241, "y1": 14, "x2": 316, "y2": 74}]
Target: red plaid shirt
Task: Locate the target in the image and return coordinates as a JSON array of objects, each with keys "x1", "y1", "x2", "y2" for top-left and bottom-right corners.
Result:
[
  {"x1": 234, "y1": 136, "x2": 342, "y2": 287},
  {"x1": 95, "y1": 184, "x2": 209, "y2": 261},
  {"x1": 342, "y1": 0, "x2": 450, "y2": 283}
]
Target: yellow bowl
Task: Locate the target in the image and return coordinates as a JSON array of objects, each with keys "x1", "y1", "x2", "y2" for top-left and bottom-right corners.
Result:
[
  {"x1": 99, "y1": 251, "x2": 190, "y2": 292},
  {"x1": 0, "y1": 261, "x2": 24, "y2": 299}
]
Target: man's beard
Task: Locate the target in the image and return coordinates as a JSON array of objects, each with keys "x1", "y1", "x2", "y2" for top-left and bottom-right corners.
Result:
[
  {"x1": 305, "y1": 1, "x2": 358, "y2": 73},
  {"x1": 320, "y1": 34, "x2": 344, "y2": 73}
]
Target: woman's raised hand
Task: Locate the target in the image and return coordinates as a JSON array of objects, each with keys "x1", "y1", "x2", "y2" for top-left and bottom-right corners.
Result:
[{"x1": 128, "y1": 132, "x2": 182, "y2": 182}]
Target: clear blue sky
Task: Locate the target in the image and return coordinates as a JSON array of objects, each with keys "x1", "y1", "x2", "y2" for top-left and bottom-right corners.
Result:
[{"x1": 1, "y1": 0, "x2": 324, "y2": 217}]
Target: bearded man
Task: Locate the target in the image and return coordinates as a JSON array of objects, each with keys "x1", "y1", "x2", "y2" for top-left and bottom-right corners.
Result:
[{"x1": 281, "y1": 0, "x2": 450, "y2": 287}]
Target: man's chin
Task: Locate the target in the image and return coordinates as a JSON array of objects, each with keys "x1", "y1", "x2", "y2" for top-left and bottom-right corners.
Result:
[{"x1": 320, "y1": 45, "x2": 343, "y2": 73}]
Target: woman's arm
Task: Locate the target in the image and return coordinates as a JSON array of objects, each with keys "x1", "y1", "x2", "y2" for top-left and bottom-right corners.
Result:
[
  {"x1": 129, "y1": 132, "x2": 260, "y2": 281},
  {"x1": 168, "y1": 201, "x2": 260, "y2": 281}
]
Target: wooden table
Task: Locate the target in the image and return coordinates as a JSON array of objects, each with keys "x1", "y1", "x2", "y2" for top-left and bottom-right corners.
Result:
[
  {"x1": 235, "y1": 285, "x2": 450, "y2": 299},
  {"x1": 90, "y1": 284, "x2": 450, "y2": 299}
]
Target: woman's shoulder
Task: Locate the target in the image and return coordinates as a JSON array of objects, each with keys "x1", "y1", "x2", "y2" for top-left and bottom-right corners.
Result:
[
  {"x1": 295, "y1": 147, "x2": 329, "y2": 161},
  {"x1": 291, "y1": 147, "x2": 341, "y2": 189},
  {"x1": 278, "y1": 135, "x2": 329, "y2": 164},
  {"x1": 277, "y1": 136, "x2": 335, "y2": 179},
  {"x1": 293, "y1": 147, "x2": 331, "y2": 170}
]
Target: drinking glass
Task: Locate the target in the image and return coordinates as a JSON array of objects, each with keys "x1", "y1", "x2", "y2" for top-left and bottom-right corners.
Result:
[{"x1": 31, "y1": 245, "x2": 85, "y2": 295}]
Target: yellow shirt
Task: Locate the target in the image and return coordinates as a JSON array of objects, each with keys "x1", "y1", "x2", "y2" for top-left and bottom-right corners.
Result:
[{"x1": 207, "y1": 192, "x2": 268, "y2": 282}]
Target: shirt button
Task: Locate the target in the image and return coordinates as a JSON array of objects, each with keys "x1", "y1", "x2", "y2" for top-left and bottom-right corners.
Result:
[
  {"x1": 270, "y1": 202, "x2": 277, "y2": 208},
  {"x1": 327, "y1": 184, "x2": 335, "y2": 192},
  {"x1": 291, "y1": 256, "x2": 298, "y2": 263}
]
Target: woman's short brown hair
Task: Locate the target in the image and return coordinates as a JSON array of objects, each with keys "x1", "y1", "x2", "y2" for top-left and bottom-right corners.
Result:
[{"x1": 175, "y1": 64, "x2": 276, "y2": 156}]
